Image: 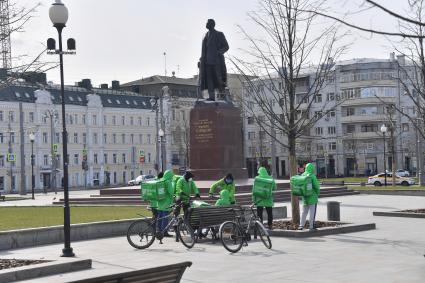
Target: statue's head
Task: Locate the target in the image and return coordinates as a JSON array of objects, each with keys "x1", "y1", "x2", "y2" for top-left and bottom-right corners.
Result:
[{"x1": 206, "y1": 19, "x2": 215, "y2": 30}]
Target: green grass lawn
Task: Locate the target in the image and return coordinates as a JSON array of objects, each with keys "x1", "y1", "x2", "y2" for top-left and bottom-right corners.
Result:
[
  {"x1": 348, "y1": 185, "x2": 425, "y2": 190},
  {"x1": 321, "y1": 177, "x2": 368, "y2": 183},
  {"x1": 3, "y1": 196, "x2": 30, "y2": 201},
  {"x1": 0, "y1": 206, "x2": 149, "y2": 231}
]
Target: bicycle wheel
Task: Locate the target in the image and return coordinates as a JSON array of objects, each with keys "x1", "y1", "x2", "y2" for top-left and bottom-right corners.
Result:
[
  {"x1": 127, "y1": 219, "x2": 156, "y2": 249},
  {"x1": 177, "y1": 220, "x2": 196, "y2": 249},
  {"x1": 219, "y1": 221, "x2": 243, "y2": 253},
  {"x1": 255, "y1": 221, "x2": 272, "y2": 249}
]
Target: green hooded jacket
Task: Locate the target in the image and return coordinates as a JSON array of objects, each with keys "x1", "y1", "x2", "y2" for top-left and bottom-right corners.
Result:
[
  {"x1": 215, "y1": 189, "x2": 231, "y2": 206},
  {"x1": 301, "y1": 163, "x2": 320, "y2": 205},
  {"x1": 176, "y1": 177, "x2": 200, "y2": 204},
  {"x1": 209, "y1": 178, "x2": 236, "y2": 203},
  {"x1": 252, "y1": 167, "x2": 276, "y2": 207},
  {"x1": 157, "y1": 170, "x2": 175, "y2": 212}
]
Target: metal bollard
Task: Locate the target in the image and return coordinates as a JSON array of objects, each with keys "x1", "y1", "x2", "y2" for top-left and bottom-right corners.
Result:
[{"x1": 327, "y1": 201, "x2": 340, "y2": 221}]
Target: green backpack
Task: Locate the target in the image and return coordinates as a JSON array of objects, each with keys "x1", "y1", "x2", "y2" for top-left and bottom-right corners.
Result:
[
  {"x1": 253, "y1": 177, "x2": 274, "y2": 199},
  {"x1": 141, "y1": 181, "x2": 157, "y2": 201},
  {"x1": 290, "y1": 175, "x2": 313, "y2": 197},
  {"x1": 172, "y1": 175, "x2": 182, "y2": 196}
]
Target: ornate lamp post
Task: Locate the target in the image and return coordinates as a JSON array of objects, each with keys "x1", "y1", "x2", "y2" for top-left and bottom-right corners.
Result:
[
  {"x1": 29, "y1": 133, "x2": 35, "y2": 200},
  {"x1": 381, "y1": 124, "x2": 388, "y2": 187},
  {"x1": 48, "y1": 0, "x2": 76, "y2": 257},
  {"x1": 158, "y1": 129, "x2": 165, "y2": 172}
]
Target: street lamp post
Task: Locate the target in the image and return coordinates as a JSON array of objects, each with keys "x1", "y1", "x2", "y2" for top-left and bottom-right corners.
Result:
[
  {"x1": 44, "y1": 110, "x2": 58, "y2": 194},
  {"x1": 29, "y1": 133, "x2": 35, "y2": 200},
  {"x1": 381, "y1": 124, "x2": 388, "y2": 187},
  {"x1": 48, "y1": 0, "x2": 75, "y2": 257},
  {"x1": 150, "y1": 97, "x2": 160, "y2": 173},
  {"x1": 158, "y1": 129, "x2": 165, "y2": 172}
]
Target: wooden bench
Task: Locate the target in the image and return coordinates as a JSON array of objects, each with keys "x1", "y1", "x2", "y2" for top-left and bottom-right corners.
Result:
[
  {"x1": 69, "y1": 261, "x2": 192, "y2": 283},
  {"x1": 188, "y1": 205, "x2": 242, "y2": 241}
]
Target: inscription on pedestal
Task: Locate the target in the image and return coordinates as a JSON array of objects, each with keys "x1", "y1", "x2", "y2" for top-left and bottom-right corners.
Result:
[{"x1": 193, "y1": 119, "x2": 214, "y2": 144}]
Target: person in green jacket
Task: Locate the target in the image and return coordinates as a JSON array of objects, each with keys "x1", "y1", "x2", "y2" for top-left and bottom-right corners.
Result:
[
  {"x1": 298, "y1": 163, "x2": 320, "y2": 231},
  {"x1": 252, "y1": 167, "x2": 276, "y2": 230},
  {"x1": 215, "y1": 189, "x2": 231, "y2": 206},
  {"x1": 156, "y1": 170, "x2": 174, "y2": 237},
  {"x1": 175, "y1": 171, "x2": 200, "y2": 219},
  {"x1": 209, "y1": 173, "x2": 236, "y2": 204}
]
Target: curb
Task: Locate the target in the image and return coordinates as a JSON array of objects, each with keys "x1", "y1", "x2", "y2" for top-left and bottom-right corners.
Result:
[
  {"x1": 269, "y1": 223, "x2": 376, "y2": 238},
  {"x1": 355, "y1": 190, "x2": 425, "y2": 196},
  {"x1": 373, "y1": 211, "x2": 425, "y2": 218},
  {"x1": 0, "y1": 219, "x2": 139, "y2": 251},
  {"x1": 0, "y1": 258, "x2": 92, "y2": 283}
]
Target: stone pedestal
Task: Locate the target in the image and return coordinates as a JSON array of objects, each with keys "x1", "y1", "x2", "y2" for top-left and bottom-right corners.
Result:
[{"x1": 189, "y1": 101, "x2": 248, "y2": 180}]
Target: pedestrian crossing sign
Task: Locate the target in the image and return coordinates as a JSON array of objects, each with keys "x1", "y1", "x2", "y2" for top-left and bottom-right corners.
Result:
[{"x1": 7, "y1": 153, "x2": 16, "y2": 162}]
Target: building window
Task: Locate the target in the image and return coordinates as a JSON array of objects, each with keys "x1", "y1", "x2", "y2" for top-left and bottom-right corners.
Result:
[
  {"x1": 113, "y1": 172, "x2": 117, "y2": 183},
  {"x1": 0, "y1": 133, "x2": 3, "y2": 143},
  {"x1": 82, "y1": 114, "x2": 86, "y2": 125},
  {"x1": 103, "y1": 115, "x2": 107, "y2": 125},
  {"x1": 316, "y1": 143, "x2": 324, "y2": 152},
  {"x1": 73, "y1": 133, "x2": 78, "y2": 143},
  {"x1": 346, "y1": 108, "x2": 355, "y2": 116},
  {"x1": 361, "y1": 124, "x2": 378, "y2": 133},
  {"x1": 138, "y1": 117, "x2": 142, "y2": 126},
  {"x1": 314, "y1": 94, "x2": 322, "y2": 103},
  {"x1": 315, "y1": 127, "x2": 323, "y2": 136},
  {"x1": 346, "y1": 124, "x2": 356, "y2": 134},
  {"x1": 74, "y1": 154, "x2": 79, "y2": 165},
  {"x1": 326, "y1": 93, "x2": 335, "y2": 101},
  {"x1": 29, "y1": 112, "x2": 34, "y2": 123},
  {"x1": 139, "y1": 134, "x2": 143, "y2": 144},
  {"x1": 10, "y1": 132, "x2": 15, "y2": 143},
  {"x1": 248, "y1": 132, "x2": 255, "y2": 140},
  {"x1": 112, "y1": 116, "x2": 116, "y2": 125},
  {"x1": 147, "y1": 117, "x2": 150, "y2": 126},
  {"x1": 93, "y1": 133, "x2": 98, "y2": 144},
  {"x1": 113, "y1": 154, "x2": 117, "y2": 164},
  {"x1": 123, "y1": 171, "x2": 126, "y2": 183},
  {"x1": 121, "y1": 116, "x2": 125, "y2": 125},
  {"x1": 9, "y1": 111, "x2": 14, "y2": 122},
  {"x1": 147, "y1": 134, "x2": 151, "y2": 144},
  {"x1": 55, "y1": 133, "x2": 60, "y2": 143},
  {"x1": 113, "y1": 134, "x2": 117, "y2": 144},
  {"x1": 82, "y1": 133, "x2": 87, "y2": 144},
  {"x1": 43, "y1": 155, "x2": 49, "y2": 166},
  {"x1": 327, "y1": 111, "x2": 336, "y2": 118},
  {"x1": 121, "y1": 134, "x2": 125, "y2": 144},
  {"x1": 130, "y1": 117, "x2": 134, "y2": 125},
  {"x1": 92, "y1": 115, "x2": 97, "y2": 125},
  {"x1": 94, "y1": 154, "x2": 98, "y2": 164},
  {"x1": 130, "y1": 134, "x2": 134, "y2": 144},
  {"x1": 328, "y1": 142, "x2": 337, "y2": 151},
  {"x1": 104, "y1": 153, "x2": 108, "y2": 164},
  {"x1": 0, "y1": 155, "x2": 4, "y2": 167},
  {"x1": 148, "y1": 153, "x2": 151, "y2": 163},
  {"x1": 259, "y1": 131, "x2": 266, "y2": 139},
  {"x1": 103, "y1": 133, "x2": 107, "y2": 144},
  {"x1": 74, "y1": 114, "x2": 78, "y2": 124},
  {"x1": 328, "y1": 127, "x2": 336, "y2": 135},
  {"x1": 402, "y1": 123, "x2": 409, "y2": 132},
  {"x1": 0, "y1": 111, "x2": 3, "y2": 121},
  {"x1": 43, "y1": 132, "x2": 48, "y2": 143},
  {"x1": 122, "y1": 153, "x2": 126, "y2": 163},
  {"x1": 247, "y1": 117, "x2": 255, "y2": 125}
]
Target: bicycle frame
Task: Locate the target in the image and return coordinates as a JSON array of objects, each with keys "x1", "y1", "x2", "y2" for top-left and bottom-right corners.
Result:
[{"x1": 232, "y1": 206, "x2": 261, "y2": 243}]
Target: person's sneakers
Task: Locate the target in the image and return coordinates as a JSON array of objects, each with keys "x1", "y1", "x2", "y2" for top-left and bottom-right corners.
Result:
[
  {"x1": 206, "y1": 98, "x2": 215, "y2": 102},
  {"x1": 268, "y1": 224, "x2": 273, "y2": 230},
  {"x1": 297, "y1": 226, "x2": 303, "y2": 231}
]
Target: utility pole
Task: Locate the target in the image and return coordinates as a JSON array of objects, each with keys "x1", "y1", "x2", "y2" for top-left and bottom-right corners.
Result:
[
  {"x1": 44, "y1": 110, "x2": 57, "y2": 193},
  {"x1": 19, "y1": 102, "x2": 26, "y2": 195},
  {"x1": 7, "y1": 112, "x2": 13, "y2": 193}
]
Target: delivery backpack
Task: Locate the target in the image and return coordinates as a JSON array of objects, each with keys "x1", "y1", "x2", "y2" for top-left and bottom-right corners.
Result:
[
  {"x1": 172, "y1": 175, "x2": 182, "y2": 196},
  {"x1": 253, "y1": 177, "x2": 274, "y2": 199},
  {"x1": 290, "y1": 175, "x2": 313, "y2": 197},
  {"x1": 141, "y1": 179, "x2": 168, "y2": 201}
]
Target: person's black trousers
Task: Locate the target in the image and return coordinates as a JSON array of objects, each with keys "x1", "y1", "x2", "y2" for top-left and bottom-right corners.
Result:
[{"x1": 257, "y1": 206, "x2": 273, "y2": 227}]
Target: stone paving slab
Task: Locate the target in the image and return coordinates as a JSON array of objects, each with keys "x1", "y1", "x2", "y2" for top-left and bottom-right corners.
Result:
[{"x1": 0, "y1": 194, "x2": 424, "y2": 282}]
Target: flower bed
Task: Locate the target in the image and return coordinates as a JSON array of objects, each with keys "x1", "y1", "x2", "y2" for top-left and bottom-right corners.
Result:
[
  {"x1": 272, "y1": 220, "x2": 346, "y2": 230},
  {"x1": 0, "y1": 259, "x2": 50, "y2": 270}
]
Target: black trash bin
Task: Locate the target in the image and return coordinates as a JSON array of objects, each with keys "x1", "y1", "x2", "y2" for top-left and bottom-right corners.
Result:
[{"x1": 327, "y1": 201, "x2": 340, "y2": 221}]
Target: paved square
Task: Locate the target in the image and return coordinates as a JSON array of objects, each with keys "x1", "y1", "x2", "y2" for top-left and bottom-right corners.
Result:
[{"x1": 2, "y1": 194, "x2": 425, "y2": 282}]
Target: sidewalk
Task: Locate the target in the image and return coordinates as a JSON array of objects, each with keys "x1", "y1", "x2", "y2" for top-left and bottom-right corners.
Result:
[{"x1": 1, "y1": 194, "x2": 424, "y2": 282}]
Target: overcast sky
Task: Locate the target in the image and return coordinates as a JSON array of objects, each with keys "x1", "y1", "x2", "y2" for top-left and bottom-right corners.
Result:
[{"x1": 12, "y1": 0, "x2": 409, "y2": 86}]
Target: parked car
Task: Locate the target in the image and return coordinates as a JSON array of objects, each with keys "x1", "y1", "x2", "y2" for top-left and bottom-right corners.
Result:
[
  {"x1": 396, "y1": 169, "x2": 410, "y2": 177},
  {"x1": 128, "y1": 175, "x2": 156, "y2": 186},
  {"x1": 367, "y1": 173, "x2": 415, "y2": 186}
]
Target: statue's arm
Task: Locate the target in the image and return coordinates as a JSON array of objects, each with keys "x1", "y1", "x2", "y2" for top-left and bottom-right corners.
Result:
[{"x1": 218, "y1": 32, "x2": 229, "y2": 54}]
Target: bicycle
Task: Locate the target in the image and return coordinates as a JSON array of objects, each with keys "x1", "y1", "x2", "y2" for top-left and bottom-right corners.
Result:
[
  {"x1": 219, "y1": 204, "x2": 272, "y2": 253},
  {"x1": 127, "y1": 201, "x2": 196, "y2": 249}
]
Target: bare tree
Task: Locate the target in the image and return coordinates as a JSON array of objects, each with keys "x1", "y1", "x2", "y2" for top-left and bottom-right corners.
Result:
[{"x1": 232, "y1": 0, "x2": 346, "y2": 223}]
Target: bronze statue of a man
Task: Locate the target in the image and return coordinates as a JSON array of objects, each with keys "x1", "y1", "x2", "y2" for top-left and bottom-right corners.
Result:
[{"x1": 199, "y1": 19, "x2": 229, "y2": 101}]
